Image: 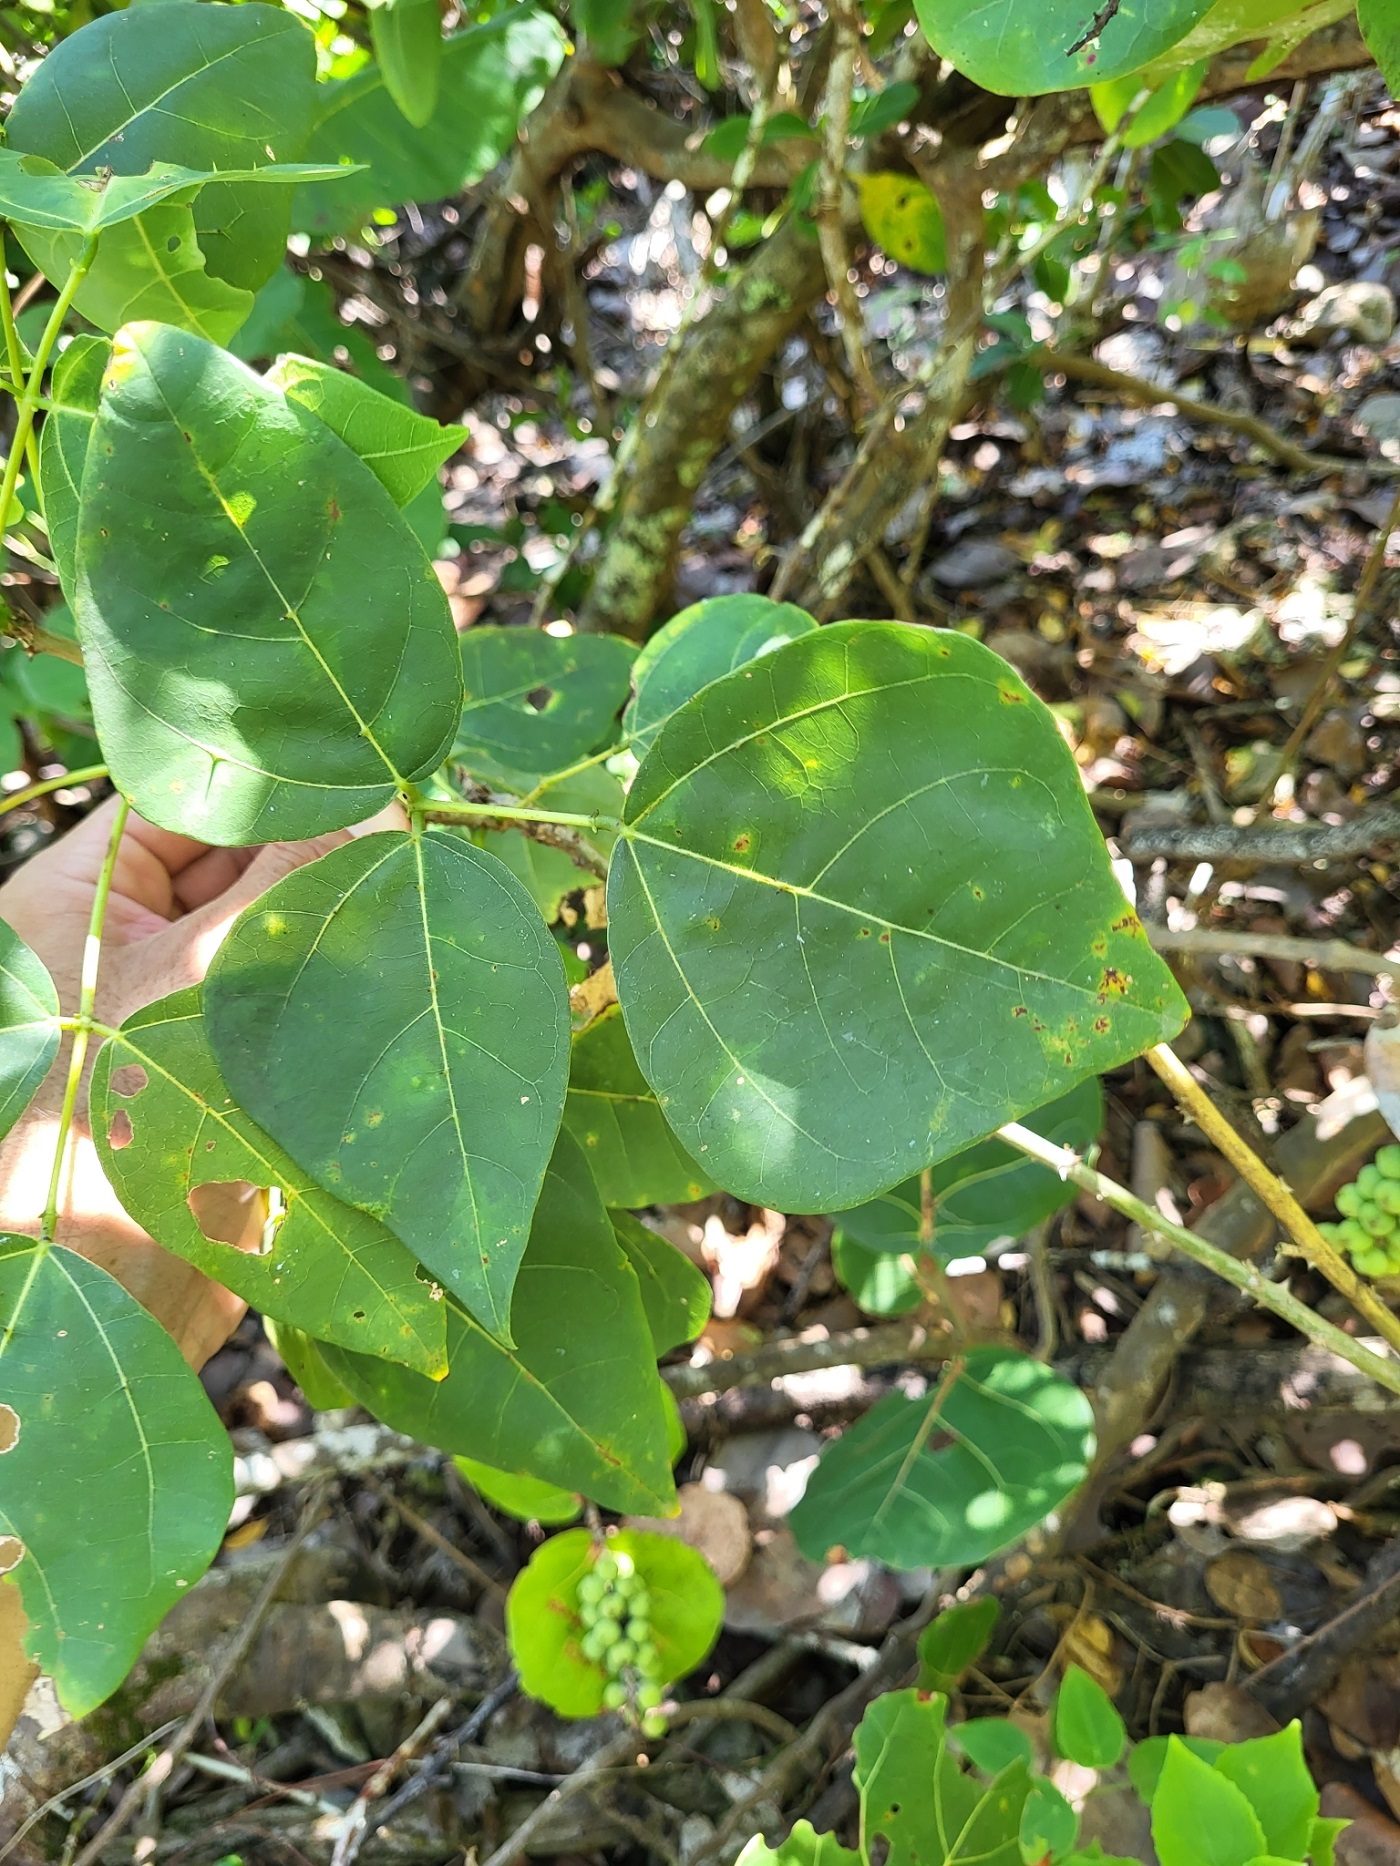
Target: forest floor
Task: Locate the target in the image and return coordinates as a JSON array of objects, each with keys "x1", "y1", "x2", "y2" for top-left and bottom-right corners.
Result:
[{"x1": 11, "y1": 62, "x2": 1400, "y2": 1866}]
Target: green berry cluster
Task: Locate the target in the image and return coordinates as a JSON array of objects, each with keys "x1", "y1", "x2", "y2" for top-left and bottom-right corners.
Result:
[
  {"x1": 1319, "y1": 1145, "x2": 1400, "y2": 1278},
  {"x1": 576, "y1": 1545, "x2": 668, "y2": 1737}
]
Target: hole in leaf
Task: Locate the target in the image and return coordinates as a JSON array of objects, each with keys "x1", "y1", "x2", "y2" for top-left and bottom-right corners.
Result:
[
  {"x1": 188, "y1": 1180, "x2": 273, "y2": 1254},
  {"x1": 167, "y1": 234, "x2": 181, "y2": 252},
  {"x1": 0, "y1": 1536, "x2": 22, "y2": 1574},
  {"x1": 524, "y1": 685, "x2": 554, "y2": 712},
  {"x1": 109, "y1": 1065, "x2": 148, "y2": 1098},
  {"x1": 352, "y1": 1309, "x2": 366, "y2": 1321},
  {"x1": 0, "y1": 1403, "x2": 18, "y2": 1454},
  {"x1": 107, "y1": 1109, "x2": 133, "y2": 1150}
]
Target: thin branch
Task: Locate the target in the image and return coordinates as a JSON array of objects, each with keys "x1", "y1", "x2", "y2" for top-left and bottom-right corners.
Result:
[
  {"x1": 1146, "y1": 1043, "x2": 1400, "y2": 1356},
  {"x1": 70, "y1": 1504, "x2": 325, "y2": 1866},
  {"x1": 997, "y1": 1121, "x2": 1400, "y2": 1398},
  {"x1": 1027, "y1": 348, "x2": 1387, "y2": 477},
  {"x1": 1144, "y1": 923, "x2": 1399, "y2": 977},
  {"x1": 814, "y1": 0, "x2": 879, "y2": 411}
]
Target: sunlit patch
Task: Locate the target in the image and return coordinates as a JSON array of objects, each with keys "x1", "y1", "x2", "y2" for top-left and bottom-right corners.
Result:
[{"x1": 226, "y1": 491, "x2": 257, "y2": 527}]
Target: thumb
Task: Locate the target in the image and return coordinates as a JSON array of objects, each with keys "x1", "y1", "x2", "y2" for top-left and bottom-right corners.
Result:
[{"x1": 129, "y1": 804, "x2": 408, "y2": 1005}]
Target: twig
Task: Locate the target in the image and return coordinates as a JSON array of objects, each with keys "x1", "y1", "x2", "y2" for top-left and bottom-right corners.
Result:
[
  {"x1": 1125, "y1": 798, "x2": 1400, "y2": 863},
  {"x1": 997, "y1": 1122, "x2": 1400, "y2": 1399},
  {"x1": 1276, "y1": 480, "x2": 1400, "y2": 779},
  {"x1": 1146, "y1": 1042, "x2": 1400, "y2": 1356},
  {"x1": 70, "y1": 1504, "x2": 325, "y2": 1866},
  {"x1": 1026, "y1": 349, "x2": 1382, "y2": 477},
  {"x1": 329, "y1": 1698, "x2": 455, "y2": 1866},
  {"x1": 664, "y1": 1318, "x2": 942, "y2": 1400},
  {"x1": 477, "y1": 1727, "x2": 643, "y2": 1866},
  {"x1": 364, "y1": 1478, "x2": 508, "y2": 1601},
  {"x1": 420, "y1": 803, "x2": 610, "y2": 880},
  {"x1": 1144, "y1": 923, "x2": 1399, "y2": 977},
  {"x1": 1245, "y1": 1529, "x2": 1400, "y2": 1721},
  {"x1": 814, "y1": 0, "x2": 879, "y2": 411},
  {"x1": 0, "y1": 765, "x2": 108, "y2": 820},
  {"x1": 363, "y1": 1673, "x2": 519, "y2": 1842},
  {"x1": 0, "y1": 1724, "x2": 182, "y2": 1866}
]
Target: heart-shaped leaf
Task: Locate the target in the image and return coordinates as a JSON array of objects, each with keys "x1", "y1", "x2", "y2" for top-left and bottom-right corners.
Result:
[
  {"x1": 266, "y1": 354, "x2": 459, "y2": 507},
  {"x1": 624, "y1": 594, "x2": 817, "y2": 756},
  {"x1": 319, "y1": 1131, "x2": 676, "y2": 1514},
  {"x1": 789, "y1": 1347, "x2": 1095, "y2": 1569},
  {"x1": 455, "y1": 627, "x2": 637, "y2": 777},
  {"x1": 92, "y1": 988, "x2": 447, "y2": 1376},
  {"x1": 609, "y1": 624, "x2": 1185, "y2": 1213},
  {"x1": 0, "y1": 1238, "x2": 232, "y2": 1716},
  {"x1": 75, "y1": 322, "x2": 462, "y2": 842},
  {"x1": 205, "y1": 830, "x2": 568, "y2": 1342},
  {"x1": 564, "y1": 1006, "x2": 714, "y2": 1207},
  {"x1": 5, "y1": 2, "x2": 318, "y2": 293},
  {"x1": 0, "y1": 923, "x2": 60, "y2": 1143}
]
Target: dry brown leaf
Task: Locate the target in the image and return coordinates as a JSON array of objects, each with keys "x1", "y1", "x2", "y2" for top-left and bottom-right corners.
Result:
[
  {"x1": 1063, "y1": 1613, "x2": 1123, "y2": 1697},
  {"x1": 1184, "y1": 1682, "x2": 1281, "y2": 1743},
  {"x1": 1205, "y1": 1549, "x2": 1284, "y2": 1622},
  {"x1": 624, "y1": 1483, "x2": 752, "y2": 1586},
  {"x1": 568, "y1": 957, "x2": 616, "y2": 1025}
]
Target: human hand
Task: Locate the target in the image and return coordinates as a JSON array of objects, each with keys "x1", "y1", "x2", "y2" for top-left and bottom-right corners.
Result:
[{"x1": 0, "y1": 795, "x2": 391, "y2": 1369}]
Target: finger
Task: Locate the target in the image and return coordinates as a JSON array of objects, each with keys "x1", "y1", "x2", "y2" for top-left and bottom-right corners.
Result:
[
  {"x1": 133, "y1": 800, "x2": 409, "y2": 993},
  {"x1": 170, "y1": 845, "x2": 258, "y2": 913},
  {"x1": 121, "y1": 810, "x2": 222, "y2": 878}
]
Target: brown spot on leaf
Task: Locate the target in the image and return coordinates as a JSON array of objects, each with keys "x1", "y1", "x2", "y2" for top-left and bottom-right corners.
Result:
[
  {"x1": 1094, "y1": 1016, "x2": 1110, "y2": 1034},
  {"x1": 0, "y1": 1404, "x2": 17, "y2": 1455},
  {"x1": 733, "y1": 832, "x2": 752, "y2": 854},
  {"x1": 1013, "y1": 1005, "x2": 1028, "y2": 1018},
  {"x1": 1098, "y1": 966, "x2": 1130, "y2": 997},
  {"x1": 1111, "y1": 913, "x2": 1142, "y2": 935},
  {"x1": 879, "y1": 931, "x2": 892, "y2": 944}
]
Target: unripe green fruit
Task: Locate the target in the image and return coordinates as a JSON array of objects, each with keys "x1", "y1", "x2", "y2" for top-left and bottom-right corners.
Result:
[
  {"x1": 578, "y1": 1574, "x2": 606, "y2": 1606},
  {"x1": 641, "y1": 1711, "x2": 668, "y2": 1738},
  {"x1": 635, "y1": 1640, "x2": 660, "y2": 1673},
  {"x1": 1339, "y1": 1219, "x2": 1371, "y2": 1253},
  {"x1": 1337, "y1": 1183, "x2": 1364, "y2": 1218},
  {"x1": 593, "y1": 1617, "x2": 621, "y2": 1649},
  {"x1": 611, "y1": 1639, "x2": 638, "y2": 1669},
  {"x1": 603, "y1": 1680, "x2": 628, "y2": 1710},
  {"x1": 1361, "y1": 1205, "x2": 1392, "y2": 1237},
  {"x1": 1359, "y1": 1164, "x2": 1383, "y2": 1199},
  {"x1": 1378, "y1": 1145, "x2": 1400, "y2": 1179},
  {"x1": 594, "y1": 1552, "x2": 618, "y2": 1583},
  {"x1": 1377, "y1": 1182, "x2": 1400, "y2": 1216},
  {"x1": 637, "y1": 1682, "x2": 663, "y2": 1711},
  {"x1": 1357, "y1": 1247, "x2": 1392, "y2": 1278},
  {"x1": 626, "y1": 1616, "x2": 650, "y2": 1643},
  {"x1": 581, "y1": 1627, "x2": 609, "y2": 1662}
]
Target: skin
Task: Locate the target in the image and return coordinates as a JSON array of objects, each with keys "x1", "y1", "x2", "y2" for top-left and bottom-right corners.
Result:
[{"x1": 0, "y1": 793, "x2": 401, "y2": 1741}]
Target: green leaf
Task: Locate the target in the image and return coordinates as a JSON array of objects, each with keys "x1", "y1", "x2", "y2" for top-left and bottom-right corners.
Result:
[
  {"x1": 506, "y1": 1526, "x2": 723, "y2": 1717},
  {"x1": 485, "y1": 828, "x2": 595, "y2": 922},
  {"x1": 564, "y1": 1006, "x2": 715, "y2": 1207},
  {"x1": 1021, "y1": 1780, "x2": 1079, "y2": 1863},
  {"x1": 610, "y1": 1210, "x2": 711, "y2": 1355},
  {"x1": 1135, "y1": 0, "x2": 1353, "y2": 87},
  {"x1": 609, "y1": 625, "x2": 1183, "y2": 1213},
  {"x1": 624, "y1": 594, "x2": 817, "y2": 758},
  {"x1": 1360, "y1": 0, "x2": 1400, "y2": 90},
  {"x1": 295, "y1": 12, "x2": 567, "y2": 240},
  {"x1": 91, "y1": 987, "x2": 448, "y2": 1377},
  {"x1": 265, "y1": 354, "x2": 459, "y2": 507},
  {"x1": 5, "y1": 2, "x2": 318, "y2": 293},
  {"x1": 831, "y1": 1230, "x2": 923, "y2": 1315},
  {"x1": 75, "y1": 322, "x2": 462, "y2": 843},
  {"x1": 0, "y1": 153, "x2": 347, "y2": 237},
  {"x1": 318, "y1": 1130, "x2": 677, "y2": 1515},
  {"x1": 789, "y1": 1347, "x2": 1095, "y2": 1570},
  {"x1": 855, "y1": 173, "x2": 947, "y2": 273},
  {"x1": 1151, "y1": 1741, "x2": 1267, "y2": 1866},
  {"x1": 454, "y1": 1454, "x2": 582, "y2": 1525},
  {"x1": 370, "y1": 0, "x2": 443, "y2": 127},
  {"x1": 951, "y1": 1719, "x2": 1035, "y2": 1776},
  {"x1": 854, "y1": 1688, "x2": 1031, "y2": 1866},
  {"x1": 1092, "y1": 62, "x2": 1208, "y2": 145},
  {"x1": 1307, "y1": 1817, "x2": 1350, "y2": 1866},
  {"x1": 21, "y1": 206, "x2": 255, "y2": 346},
  {"x1": 737, "y1": 1823, "x2": 861, "y2": 1866},
  {"x1": 456, "y1": 628, "x2": 637, "y2": 776},
  {"x1": 1214, "y1": 1726, "x2": 1318, "y2": 1861},
  {"x1": 1129, "y1": 1735, "x2": 1224, "y2": 1803},
  {"x1": 264, "y1": 1318, "x2": 354, "y2": 1410},
  {"x1": 911, "y1": 0, "x2": 1216, "y2": 95},
  {"x1": 917, "y1": 1596, "x2": 1000, "y2": 1693},
  {"x1": 832, "y1": 1080, "x2": 1102, "y2": 1261},
  {"x1": 1054, "y1": 1666, "x2": 1126, "y2": 1770},
  {"x1": 37, "y1": 335, "x2": 107, "y2": 604},
  {"x1": 231, "y1": 267, "x2": 409, "y2": 402},
  {"x1": 0, "y1": 1237, "x2": 233, "y2": 1716},
  {"x1": 0, "y1": 923, "x2": 60, "y2": 1143},
  {"x1": 205, "y1": 830, "x2": 568, "y2": 1343}
]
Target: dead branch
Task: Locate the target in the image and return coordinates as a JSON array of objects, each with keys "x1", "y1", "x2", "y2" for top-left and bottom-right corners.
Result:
[{"x1": 1125, "y1": 799, "x2": 1400, "y2": 863}]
